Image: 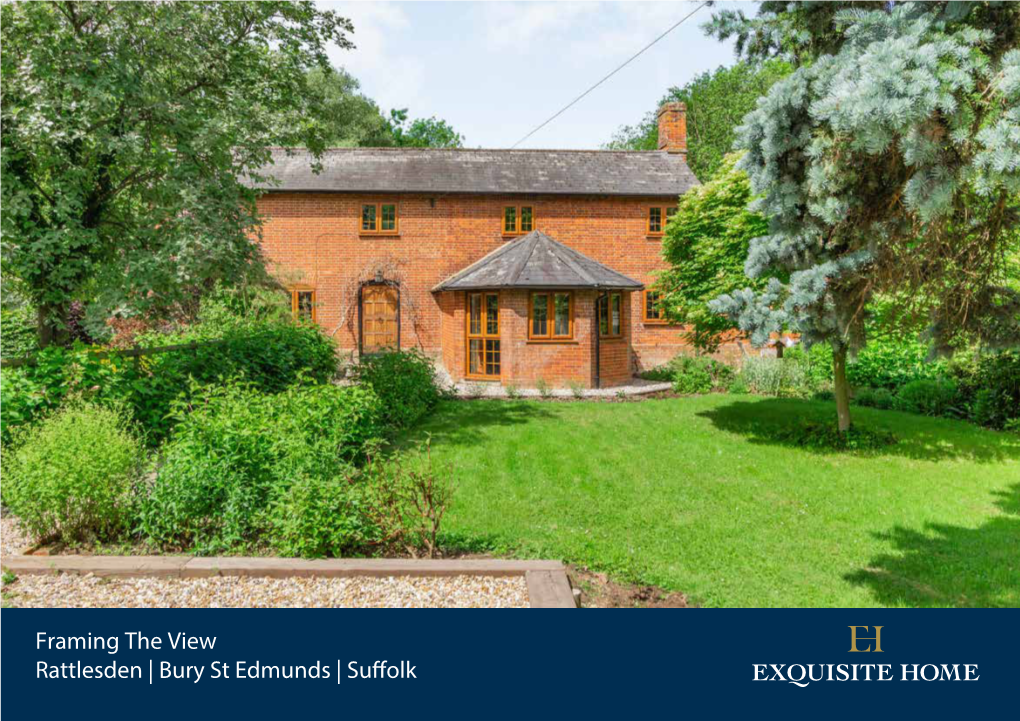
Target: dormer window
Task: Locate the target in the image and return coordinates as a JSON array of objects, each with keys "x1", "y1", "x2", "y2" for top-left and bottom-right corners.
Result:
[
  {"x1": 503, "y1": 205, "x2": 534, "y2": 235},
  {"x1": 648, "y1": 206, "x2": 677, "y2": 236},
  {"x1": 362, "y1": 203, "x2": 398, "y2": 234}
]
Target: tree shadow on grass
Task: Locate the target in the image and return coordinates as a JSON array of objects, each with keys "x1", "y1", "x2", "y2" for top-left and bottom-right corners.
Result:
[
  {"x1": 845, "y1": 484, "x2": 1020, "y2": 608},
  {"x1": 397, "y1": 399, "x2": 558, "y2": 451},
  {"x1": 696, "y1": 398, "x2": 1020, "y2": 464}
]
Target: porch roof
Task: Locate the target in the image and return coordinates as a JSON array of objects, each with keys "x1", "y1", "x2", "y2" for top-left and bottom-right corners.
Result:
[{"x1": 431, "y1": 231, "x2": 644, "y2": 292}]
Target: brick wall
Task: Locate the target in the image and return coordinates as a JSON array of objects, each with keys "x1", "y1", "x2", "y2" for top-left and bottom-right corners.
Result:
[{"x1": 257, "y1": 191, "x2": 745, "y2": 382}]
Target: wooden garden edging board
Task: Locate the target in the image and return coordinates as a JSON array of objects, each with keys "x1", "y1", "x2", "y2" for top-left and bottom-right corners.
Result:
[{"x1": 1, "y1": 555, "x2": 578, "y2": 608}]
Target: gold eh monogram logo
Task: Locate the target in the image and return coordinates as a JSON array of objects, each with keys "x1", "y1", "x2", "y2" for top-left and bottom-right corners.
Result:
[{"x1": 848, "y1": 626, "x2": 883, "y2": 653}]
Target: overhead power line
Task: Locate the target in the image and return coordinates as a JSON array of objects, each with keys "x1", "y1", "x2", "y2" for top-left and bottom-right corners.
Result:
[{"x1": 509, "y1": 1, "x2": 710, "y2": 149}]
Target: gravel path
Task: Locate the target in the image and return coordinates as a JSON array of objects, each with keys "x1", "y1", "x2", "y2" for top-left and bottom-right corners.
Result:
[
  {"x1": 2, "y1": 573, "x2": 529, "y2": 608},
  {"x1": 452, "y1": 377, "x2": 672, "y2": 399},
  {"x1": 1, "y1": 515, "x2": 32, "y2": 558}
]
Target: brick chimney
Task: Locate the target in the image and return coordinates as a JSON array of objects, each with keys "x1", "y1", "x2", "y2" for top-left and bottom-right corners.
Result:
[{"x1": 657, "y1": 102, "x2": 687, "y2": 154}]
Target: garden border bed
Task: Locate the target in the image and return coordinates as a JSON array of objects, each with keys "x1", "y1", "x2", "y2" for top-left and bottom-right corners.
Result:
[{"x1": 1, "y1": 555, "x2": 577, "y2": 608}]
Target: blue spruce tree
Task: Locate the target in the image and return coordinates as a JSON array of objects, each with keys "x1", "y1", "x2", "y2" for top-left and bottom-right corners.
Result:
[{"x1": 706, "y1": 2, "x2": 1020, "y2": 432}]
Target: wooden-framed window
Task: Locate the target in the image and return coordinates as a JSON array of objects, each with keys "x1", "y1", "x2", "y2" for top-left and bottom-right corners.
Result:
[
  {"x1": 361, "y1": 202, "x2": 398, "y2": 234},
  {"x1": 291, "y1": 288, "x2": 316, "y2": 323},
  {"x1": 503, "y1": 205, "x2": 534, "y2": 235},
  {"x1": 647, "y1": 205, "x2": 678, "y2": 236},
  {"x1": 466, "y1": 292, "x2": 501, "y2": 379},
  {"x1": 644, "y1": 290, "x2": 666, "y2": 324},
  {"x1": 597, "y1": 292, "x2": 623, "y2": 338},
  {"x1": 528, "y1": 291, "x2": 574, "y2": 340}
]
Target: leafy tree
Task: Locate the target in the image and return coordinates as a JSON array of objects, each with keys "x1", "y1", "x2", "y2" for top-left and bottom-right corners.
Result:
[
  {"x1": 705, "y1": 2, "x2": 1020, "y2": 432},
  {"x1": 388, "y1": 109, "x2": 464, "y2": 148},
  {"x1": 1, "y1": 1, "x2": 351, "y2": 346},
  {"x1": 658, "y1": 153, "x2": 771, "y2": 350},
  {"x1": 606, "y1": 60, "x2": 790, "y2": 180},
  {"x1": 306, "y1": 67, "x2": 394, "y2": 147}
]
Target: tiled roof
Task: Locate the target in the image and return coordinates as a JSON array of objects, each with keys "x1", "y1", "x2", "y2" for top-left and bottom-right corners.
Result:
[
  {"x1": 251, "y1": 147, "x2": 697, "y2": 196},
  {"x1": 432, "y1": 231, "x2": 644, "y2": 291}
]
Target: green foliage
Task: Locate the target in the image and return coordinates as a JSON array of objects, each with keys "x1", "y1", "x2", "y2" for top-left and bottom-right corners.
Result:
[
  {"x1": 727, "y1": 376, "x2": 750, "y2": 395},
  {"x1": 0, "y1": 320, "x2": 338, "y2": 445},
  {"x1": 852, "y1": 387, "x2": 896, "y2": 411},
  {"x1": 137, "y1": 381, "x2": 382, "y2": 553},
  {"x1": 788, "y1": 336, "x2": 948, "y2": 391},
  {"x1": 0, "y1": 305, "x2": 38, "y2": 358},
  {"x1": 708, "y1": 3, "x2": 1020, "y2": 362},
  {"x1": 895, "y1": 379, "x2": 964, "y2": 418},
  {"x1": 269, "y1": 475, "x2": 376, "y2": 558},
  {"x1": 1, "y1": 404, "x2": 144, "y2": 544},
  {"x1": 1, "y1": 1, "x2": 352, "y2": 343},
  {"x1": 658, "y1": 153, "x2": 771, "y2": 349},
  {"x1": 951, "y1": 350, "x2": 1020, "y2": 429},
  {"x1": 353, "y1": 350, "x2": 441, "y2": 430},
  {"x1": 367, "y1": 438, "x2": 454, "y2": 558},
  {"x1": 535, "y1": 378, "x2": 552, "y2": 399},
  {"x1": 606, "y1": 60, "x2": 791, "y2": 180},
  {"x1": 306, "y1": 67, "x2": 394, "y2": 147},
  {"x1": 505, "y1": 384, "x2": 521, "y2": 400},
  {"x1": 643, "y1": 355, "x2": 733, "y2": 394},
  {"x1": 739, "y1": 356, "x2": 812, "y2": 397},
  {"x1": 388, "y1": 109, "x2": 464, "y2": 148}
]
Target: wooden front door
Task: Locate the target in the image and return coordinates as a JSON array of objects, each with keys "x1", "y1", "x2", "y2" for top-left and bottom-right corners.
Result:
[
  {"x1": 361, "y1": 284, "x2": 399, "y2": 352},
  {"x1": 466, "y1": 291, "x2": 500, "y2": 379}
]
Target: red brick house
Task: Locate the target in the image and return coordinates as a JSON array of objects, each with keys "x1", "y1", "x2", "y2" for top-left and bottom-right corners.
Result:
[{"x1": 255, "y1": 102, "x2": 736, "y2": 388}]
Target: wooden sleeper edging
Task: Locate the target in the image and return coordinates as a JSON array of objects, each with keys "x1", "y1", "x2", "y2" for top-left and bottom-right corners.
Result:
[{"x1": 1, "y1": 555, "x2": 576, "y2": 608}]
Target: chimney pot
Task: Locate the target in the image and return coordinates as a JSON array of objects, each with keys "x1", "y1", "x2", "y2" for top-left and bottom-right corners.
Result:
[{"x1": 657, "y1": 102, "x2": 687, "y2": 154}]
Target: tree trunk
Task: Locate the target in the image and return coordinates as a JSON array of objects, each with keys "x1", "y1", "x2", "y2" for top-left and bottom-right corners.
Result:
[
  {"x1": 37, "y1": 303, "x2": 69, "y2": 348},
  {"x1": 832, "y1": 344, "x2": 852, "y2": 433}
]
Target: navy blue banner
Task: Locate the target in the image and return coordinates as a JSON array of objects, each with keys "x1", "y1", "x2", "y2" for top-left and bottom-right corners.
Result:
[{"x1": 2, "y1": 610, "x2": 1016, "y2": 717}]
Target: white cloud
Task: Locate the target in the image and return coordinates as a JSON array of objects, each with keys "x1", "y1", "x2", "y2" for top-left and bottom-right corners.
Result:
[
  {"x1": 318, "y1": 2, "x2": 422, "y2": 113},
  {"x1": 479, "y1": 1, "x2": 705, "y2": 67},
  {"x1": 481, "y1": 2, "x2": 597, "y2": 52}
]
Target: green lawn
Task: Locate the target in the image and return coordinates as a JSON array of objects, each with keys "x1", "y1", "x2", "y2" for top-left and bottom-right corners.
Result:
[{"x1": 407, "y1": 396, "x2": 1020, "y2": 607}]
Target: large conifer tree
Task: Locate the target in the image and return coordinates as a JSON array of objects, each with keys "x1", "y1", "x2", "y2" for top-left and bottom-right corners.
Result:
[{"x1": 706, "y1": 1, "x2": 1020, "y2": 431}]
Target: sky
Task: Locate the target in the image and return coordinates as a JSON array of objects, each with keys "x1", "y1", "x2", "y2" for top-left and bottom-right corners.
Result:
[{"x1": 317, "y1": 1, "x2": 743, "y2": 149}]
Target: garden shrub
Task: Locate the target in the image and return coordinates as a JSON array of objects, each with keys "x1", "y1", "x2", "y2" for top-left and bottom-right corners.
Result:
[
  {"x1": 0, "y1": 319, "x2": 338, "y2": 446},
  {"x1": 269, "y1": 475, "x2": 377, "y2": 558},
  {"x1": 739, "y1": 356, "x2": 812, "y2": 397},
  {"x1": 138, "y1": 381, "x2": 382, "y2": 553},
  {"x1": 1, "y1": 404, "x2": 144, "y2": 544},
  {"x1": 951, "y1": 350, "x2": 1019, "y2": 430},
  {"x1": 0, "y1": 344, "x2": 133, "y2": 446},
  {"x1": 642, "y1": 355, "x2": 733, "y2": 394},
  {"x1": 727, "y1": 376, "x2": 750, "y2": 395},
  {"x1": 0, "y1": 305, "x2": 39, "y2": 359},
  {"x1": 786, "y1": 337, "x2": 947, "y2": 390},
  {"x1": 365, "y1": 437, "x2": 454, "y2": 559},
  {"x1": 677, "y1": 356, "x2": 733, "y2": 394},
  {"x1": 895, "y1": 379, "x2": 963, "y2": 418},
  {"x1": 673, "y1": 358, "x2": 713, "y2": 394},
  {"x1": 853, "y1": 386, "x2": 896, "y2": 410},
  {"x1": 353, "y1": 349, "x2": 441, "y2": 429}
]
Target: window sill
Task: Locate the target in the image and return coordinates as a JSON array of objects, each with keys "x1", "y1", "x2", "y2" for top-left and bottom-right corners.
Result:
[
  {"x1": 360, "y1": 232, "x2": 400, "y2": 238},
  {"x1": 646, "y1": 234, "x2": 664, "y2": 240},
  {"x1": 642, "y1": 320, "x2": 675, "y2": 326},
  {"x1": 526, "y1": 339, "x2": 578, "y2": 345},
  {"x1": 599, "y1": 336, "x2": 625, "y2": 342},
  {"x1": 502, "y1": 232, "x2": 531, "y2": 239}
]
